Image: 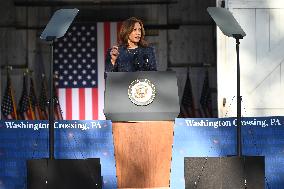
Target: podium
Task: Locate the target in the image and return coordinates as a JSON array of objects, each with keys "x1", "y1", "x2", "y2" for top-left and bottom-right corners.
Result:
[{"x1": 104, "y1": 71, "x2": 180, "y2": 188}]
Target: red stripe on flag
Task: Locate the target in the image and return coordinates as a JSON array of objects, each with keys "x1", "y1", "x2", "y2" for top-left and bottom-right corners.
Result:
[
  {"x1": 79, "y1": 88, "x2": 85, "y2": 120},
  {"x1": 104, "y1": 22, "x2": 111, "y2": 58},
  {"x1": 92, "y1": 88, "x2": 98, "y2": 120},
  {"x1": 66, "y1": 88, "x2": 72, "y2": 120}
]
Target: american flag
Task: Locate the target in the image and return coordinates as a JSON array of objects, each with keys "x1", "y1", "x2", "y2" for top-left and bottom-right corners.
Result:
[
  {"x1": 38, "y1": 75, "x2": 49, "y2": 120},
  {"x1": 200, "y1": 70, "x2": 213, "y2": 117},
  {"x1": 54, "y1": 22, "x2": 121, "y2": 120},
  {"x1": 29, "y1": 77, "x2": 41, "y2": 119},
  {"x1": 18, "y1": 75, "x2": 35, "y2": 120},
  {"x1": 1, "y1": 73, "x2": 17, "y2": 119},
  {"x1": 179, "y1": 73, "x2": 198, "y2": 118}
]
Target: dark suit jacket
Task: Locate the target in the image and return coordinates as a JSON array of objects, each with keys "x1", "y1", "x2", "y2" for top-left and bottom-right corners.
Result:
[{"x1": 105, "y1": 45, "x2": 157, "y2": 72}]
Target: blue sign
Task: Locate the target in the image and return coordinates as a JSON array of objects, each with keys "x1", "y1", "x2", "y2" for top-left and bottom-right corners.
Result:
[
  {"x1": 0, "y1": 120, "x2": 116, "y2": 189},
  {"x1": 1, "y1": 117, "x2": 284, "y2": 189},
  {"x1": 171, "y1": 117, "x2": 284, "y2": 189}
]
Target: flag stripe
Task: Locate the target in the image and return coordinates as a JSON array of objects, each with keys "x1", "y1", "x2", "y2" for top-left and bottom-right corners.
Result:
[
  {"x1": 97, "y1": 23, "x2": 106, "y2": 120},
  {"x1": 66, "y1": 88, "x2": 72, "y2": 120},
  {"x1": 110, "y1": 22, "x2": 118, "y2": 46},
  {"x1": 58, "y1": 88, "x2": 66, "y2": 119},
  {"x1": 11, "y1": 90, "x2": 18, "y2": 120},
  {"x1": 72, "y1": 88, "x2": 79, "y2": 120},
  {"x1": 104, "y1": 22, "x2": 111, "y2": 58},
  {"x1": 92, "y1": 88, "x2": 98, "y2": 120},
  {"x1": 85, "y1": 88, "x2": 93, "y2": 120},
  {"x1": 79, "y1": 88, "x2": 85, "y2": 120}
]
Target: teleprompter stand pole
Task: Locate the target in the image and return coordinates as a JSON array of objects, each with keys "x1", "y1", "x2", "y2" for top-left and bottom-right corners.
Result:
[{"x1": 233, "y1": 34, "x2": 243, "y2": 157}]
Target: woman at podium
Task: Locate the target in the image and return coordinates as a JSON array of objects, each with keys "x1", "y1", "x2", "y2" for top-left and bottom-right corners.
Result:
[{"x1": 105, "y1": 17, "x2": 157, "y2": 72}]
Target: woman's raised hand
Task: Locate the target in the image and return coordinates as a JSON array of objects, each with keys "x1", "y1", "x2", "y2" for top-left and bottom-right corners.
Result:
[{"x1": 110, "y1": 45, "x2": 119, "y2": 65}]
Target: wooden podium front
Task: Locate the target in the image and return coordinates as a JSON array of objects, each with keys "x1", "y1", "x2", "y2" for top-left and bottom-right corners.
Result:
[
  {"x1": 105, "y1": 72, "x2": 179, "y2": 188},
  {"x1": 112, "y1": 121, "x2": 174, "y2": 189}
]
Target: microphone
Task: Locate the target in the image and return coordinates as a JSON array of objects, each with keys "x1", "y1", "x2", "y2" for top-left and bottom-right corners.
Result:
[{"x1": 143, "y1": 54, "x2": 150, "y2": 71}]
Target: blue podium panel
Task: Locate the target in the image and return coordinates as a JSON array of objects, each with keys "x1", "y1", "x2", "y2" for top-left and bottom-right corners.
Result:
[
  {"x1": 171, "y1": 117, "x2": 284, "y2": 189},
  {"x1": 0, "y1": 120, "x2": 116, "y2": 189}
]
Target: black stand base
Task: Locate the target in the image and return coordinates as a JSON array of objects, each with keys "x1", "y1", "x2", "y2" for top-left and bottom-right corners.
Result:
[
  {"x1": 184, "y1": 156, "x2": 265, "y2": 189},
  {"x1": 27, "y1": 158, "x2": 102, "y2": 189}
]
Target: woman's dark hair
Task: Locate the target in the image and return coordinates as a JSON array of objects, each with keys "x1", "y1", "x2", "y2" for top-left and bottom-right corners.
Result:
[{"x1": 118, "y1": 17, "x2": 148, "y2": 47}]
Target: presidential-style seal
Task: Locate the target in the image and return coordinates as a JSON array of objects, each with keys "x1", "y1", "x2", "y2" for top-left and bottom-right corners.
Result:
[{"x1": 128, "y1": 79, "x2": 156, "y2": 106}]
